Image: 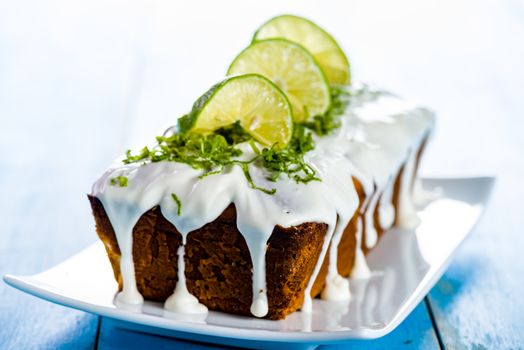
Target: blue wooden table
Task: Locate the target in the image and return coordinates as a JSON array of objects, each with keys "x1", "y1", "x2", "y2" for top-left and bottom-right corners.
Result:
[{"x1": 1, "y1": 0, "x2": 523, "y2": 349}]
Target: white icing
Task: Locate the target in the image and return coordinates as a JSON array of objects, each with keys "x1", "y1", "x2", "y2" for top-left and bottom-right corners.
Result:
[
  {"x1": 321, "y1": 273, "x2": 351, "y2": 301},
  {"x1": 364, "y1": 191, "x2": 380, "y2": 249},
  {"x1": 351, "y1": 217, "x2": 372, "y2": 279},
  {"x1": 321, "y1": 213, "x2": 353, "y2": 302},
  {"x1": 95, "y1": 187, "x2": 144, "y2": 305},
  {"x1": 379, "y1": 178, "x2": 396, "y2": 230},
  {"x1": 92, "y1": 84, "x2": 435, "y2": 317},
  {"x1": 396, "y1": 149, "x2": 421, "y2": 228},
  {"x1": 301, "y1": 223, "x2": 334, "y2": 314},
  {"x1": 164, "y1": 245, "x2": 208, "y2": 314}
]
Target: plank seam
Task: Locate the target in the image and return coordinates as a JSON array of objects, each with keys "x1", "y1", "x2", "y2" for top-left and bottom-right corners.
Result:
[
  {"x1": 425, "y1": 297, "x2": 445, "y2": 350},
  {"x1": 94, "y1": 316, "x2": 102, "y2": 350}
]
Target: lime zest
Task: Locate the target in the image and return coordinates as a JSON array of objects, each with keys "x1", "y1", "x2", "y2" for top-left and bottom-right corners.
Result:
[
  {"x1": 119, "y1": 16, "x2": 358, "y2": 194},
  {"x1": 110, "y1": 176, "x2": 128, "y2": 187},
  {"x1": 121, "y1": 86, "x2": 353, "y2": 194},
  {"x1": 122, "y1": 120, "x2": 320, "y2": 195},
  {"x1": 171, "y1": 193, "x2": 182, "y2": 216},
  {"x1": 300, "y1": 85, "x2": 350, "y2": 135}
]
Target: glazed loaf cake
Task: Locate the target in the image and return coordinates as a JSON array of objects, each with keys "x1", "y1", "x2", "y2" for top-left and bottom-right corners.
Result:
[{"x1": 89, "y1": 86, "x2": 434, "y2": 320}]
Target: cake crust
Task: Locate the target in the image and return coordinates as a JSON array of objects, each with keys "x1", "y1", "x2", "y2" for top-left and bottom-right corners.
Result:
[{"x1": 89, "y1": 197, "x2": 330, "y2": 319}]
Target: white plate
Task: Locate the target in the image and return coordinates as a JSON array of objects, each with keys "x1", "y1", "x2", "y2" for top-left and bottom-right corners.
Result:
[{"x1": 4, "y1": 177, "x2": 494, "y2": 349}]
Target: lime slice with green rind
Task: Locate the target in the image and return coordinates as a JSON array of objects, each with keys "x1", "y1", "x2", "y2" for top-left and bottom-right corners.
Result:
[
  {"x1": 253, "y1": 14, "x2": 351, "y2": 85},
  {"x1": 227, "y1": 38, "x2": 331, "y2": 122},
  {"x1": 178, "y1": 74, "x2": 293, "y2": 148}
]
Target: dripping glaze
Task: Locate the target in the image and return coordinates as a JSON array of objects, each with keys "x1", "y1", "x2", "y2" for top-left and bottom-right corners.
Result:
[{"x1": 91, "y1": 84, "x2": 435, "y2": 318}]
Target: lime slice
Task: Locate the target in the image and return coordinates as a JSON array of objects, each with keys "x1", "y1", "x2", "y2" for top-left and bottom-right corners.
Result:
[
  {"x1": 227, "y1": 39, "x2": 330, "y2": 122},
  {"x1": 178, "y1": 74, "x2": 293, "y2": 148},
  {"x1": 253, "y1": 14, "x2": 351, "y2": 85}
]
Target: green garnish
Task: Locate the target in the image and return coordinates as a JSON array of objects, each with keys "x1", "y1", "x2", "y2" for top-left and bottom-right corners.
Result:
[
  {"x1": 124, "y1": 133, "x2": 242, "y2": 169},
  {"x1": 119, "y1": 86, "x2": 352, "y2": 194},
  {"x1": 301, "y1": 86, "x2": 350, "y2": 135},
  {"x1": 123, "y1": 120, "x2": 319, "y2": 195},
  {"x1": 215, "y1": 121, "x2": 252, "y2": 145},
  {"x1": 171, "y1": 193, "x2": 182, "y2": 216},
  {"x1": 254, "y1": 124, "x2": 319, "y2": 184},
  {"x1": 110, "y1": 176, "x2": 128, "y2": 187}
]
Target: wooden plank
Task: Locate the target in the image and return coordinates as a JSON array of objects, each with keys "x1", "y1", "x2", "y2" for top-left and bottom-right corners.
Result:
[
  {"x1": 427, "y1": 174, "x2": 524, "y2": 350},
  {"x1": 96, "y1": 301, "x2": 438, "y2": 349},
  {"x1": 419, "y1": 2, "x2": 524, "y2": 349},
  {"x1": 97, "y1": 317, "x2": 231, "y2": 350},
  {"x1": 0, "y1": 166, "x2": 100, "y2": 349}
]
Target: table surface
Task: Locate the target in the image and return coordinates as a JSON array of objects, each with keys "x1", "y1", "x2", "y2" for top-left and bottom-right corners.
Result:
[{"x1": 1, "y1": 0, "x2": 523, "y2": 349}]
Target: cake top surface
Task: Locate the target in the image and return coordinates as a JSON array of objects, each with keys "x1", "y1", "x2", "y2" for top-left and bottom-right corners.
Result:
[{"x1": 93, "y1": 84, "x2": 434, "y2": 208}]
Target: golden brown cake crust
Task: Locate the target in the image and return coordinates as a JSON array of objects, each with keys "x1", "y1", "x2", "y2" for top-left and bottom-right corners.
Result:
[{"x1": 89, "y1": 197, "x2": 329, "y2": 319}]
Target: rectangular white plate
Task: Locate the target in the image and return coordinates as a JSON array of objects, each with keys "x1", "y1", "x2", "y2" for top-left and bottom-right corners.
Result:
[{"x1": 4, "y1": 177, "x2": 494, "y2": 349}]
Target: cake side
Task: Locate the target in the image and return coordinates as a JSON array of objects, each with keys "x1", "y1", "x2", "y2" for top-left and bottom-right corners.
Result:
[
  {"x1": 309, "y1": 177, "x2": 363, "y2": 297},
  {"x1": 89, "y1": 197, "x2": 329, "y2": 319},
  {"x1": 88, "y1": 151, "x2": 417, "y2": 320}
]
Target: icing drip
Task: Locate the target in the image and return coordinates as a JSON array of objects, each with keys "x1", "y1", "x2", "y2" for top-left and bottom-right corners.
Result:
[
  {"x1": 118, "y1": 248, "x2": 143, "y2": 304},
  {"x1": 92, "y1": 84, "x2": 435, "y2": 317},
  {"x1": 351, "y1": 217, "x2": 371, "y2": 279},
  {"x1": 321, "y1": 215, "x2": 351, "y2": 302},
  {"x1": 378, "y1": 178, "x2": 396, "y2": 230},
  {"x1": 164, "y1": 245, "x2": 208, "y2": 314},
  {"x1": 97, "y1": 195, "x2": 145, "y2": 305},
  {"x1": 246, "y1": 236, "x2": 269, "y2": 318},
  {"x1": 301, "y1": 224, "x2": 335, "y2": 313},
  {"x1": 396, "y1": 149, "x2": 421, "y2": 228},
  {"x1": 364, "y1": 191, "x2": 380, "y2": 249},
  {"x1": 307, "y1": 153, "x2": 360, "y2": 306}
]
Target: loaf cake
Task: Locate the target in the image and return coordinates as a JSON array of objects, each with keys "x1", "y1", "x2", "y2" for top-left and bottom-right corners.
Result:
[{"x1": 89, "y1": 15, "x2": 435, "y2": 320}]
